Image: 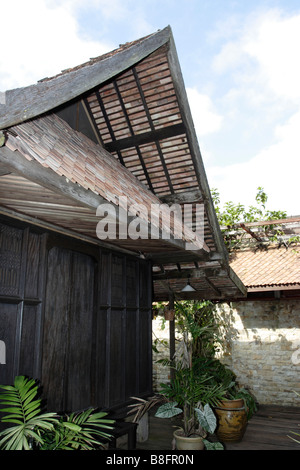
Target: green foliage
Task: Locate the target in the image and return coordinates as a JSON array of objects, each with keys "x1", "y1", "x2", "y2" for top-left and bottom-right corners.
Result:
[
  {"x1": 154, "y1": 402, "x2": 182, "y2": 419},
  {"x1": 192, "y1": 358, "x2": 257, "y2": 420},
  {"x1": 212, "y1": 186, "x2": 287, "y2": 226},
  {"x1": 0, "y1": 376, "x2": 114, "y2": 450},
  {"x1": 211, "y1": 187, "x2": 287, "y2": 250},
  {"x1": 227, "y1": 387, "x2": 257, "y2": 420},
  {"x1": 194, "y1": 404, "x2": 217, "y2": 434},
  {"x1": 0, "y1": 376, "x2": 58, "y2": 450},
  {"x1": 39, "y1": 409, "x2": 114, "y2": 450},
  {"x1": 175, "y1": 300, "x2": 222, "y2": 359},
  {"x1": 202, "y1": 439, "x2": 224, "y2": 450},
  {"x1": 159, "y1": 360, "x2": 226, "y2": 414}
]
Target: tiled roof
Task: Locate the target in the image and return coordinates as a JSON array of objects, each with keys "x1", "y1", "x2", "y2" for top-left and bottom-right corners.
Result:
[
  {"x1": 0, "y1": 26, "x2": 246, "y2": 300},
  {"x1": 5, "y1": 113, "x2": 200, "y2": 246},
  {"x1": 229, "y1": 245, "x2": 300, "y2": 290}
]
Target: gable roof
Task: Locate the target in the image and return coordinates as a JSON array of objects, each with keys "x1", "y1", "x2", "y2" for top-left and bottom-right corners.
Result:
[{"x1": 0, "y1": 26, "x2": 246, "y2": 300}]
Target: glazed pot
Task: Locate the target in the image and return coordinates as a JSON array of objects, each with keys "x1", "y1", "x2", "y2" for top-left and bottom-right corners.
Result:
[
  {"x1": 214, "y1": 406, "x2": 247, "y2": 443},
  {"x1": 173, "y1": 428, "x2": 205, "y2": 450},
  {"x1": 219, "y1": 398, "x2": 244, "y2": 409}
]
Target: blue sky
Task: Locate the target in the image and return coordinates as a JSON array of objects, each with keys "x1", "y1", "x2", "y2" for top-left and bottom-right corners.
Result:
[{"x1": 1, "y1": 0, "x2": 300, "y2": 216}]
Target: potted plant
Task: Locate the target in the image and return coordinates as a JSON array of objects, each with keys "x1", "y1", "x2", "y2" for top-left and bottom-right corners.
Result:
[
  {"x1": 130, "y1": 359, "x2": 225, "y2": 450},
  {"x1": 199, "y1": 359, "x2": 257, "y2": 442},
  {"x1": 130, "y1": 300, "x2": 226, "y2": 450},
  {"x1": 0, "y1": 375, "x2": 114, "y2": 450},
  {"x1": 155, "y1": 358, "x2": 225, "y2": 450}
]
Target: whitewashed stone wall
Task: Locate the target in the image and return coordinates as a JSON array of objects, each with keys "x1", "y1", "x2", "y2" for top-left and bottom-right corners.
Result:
[
  {"x1": 215, "y1": 300, "x2": 300, "y2": 406},
  {"x1": 152, "y1": 316, "x2": 180, "y2": 391},
  {"x1": 152, "y1": 300, "x2": 300, "y2": 406}
]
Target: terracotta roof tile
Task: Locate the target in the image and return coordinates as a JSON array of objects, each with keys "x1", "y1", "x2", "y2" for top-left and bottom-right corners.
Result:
[
  {"x1": 229, "y1": 245, "x2": 300, "y2": 288},
  {"x1": 6, "y1": 113, "x2": 204, "y2": 249}
]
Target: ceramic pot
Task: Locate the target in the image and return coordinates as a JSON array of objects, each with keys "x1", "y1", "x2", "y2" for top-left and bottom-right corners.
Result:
[
  {"x1": 173, "y1": 428, "x2": 205, "y2": 450},
  {"x1": 214, "y1": 407, "x2": 247, "y2": 443},
  {"x1": 219, "y1": 398, "x2": 244, "y2": 409}
]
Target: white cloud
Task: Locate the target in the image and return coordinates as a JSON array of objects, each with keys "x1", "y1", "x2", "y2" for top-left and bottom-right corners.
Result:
[
  {"x1": 243, "y1": 10, "x2": 300, "y2": 101},
  {"x1": 187, "y1": 87, "x2": 223, "y2": 137},
  {"x1": 206, "y1": 109, "x2": 300, "y2": 216},
  {"x1": 0, "y1": 0, "x2": 113, "y2": 91},
  {"x1": 202, "y1": 8, "x2": 300, "y2": 216},
  {"x1": 212, "y1": 9, "x2": 300, "y2": 104}
]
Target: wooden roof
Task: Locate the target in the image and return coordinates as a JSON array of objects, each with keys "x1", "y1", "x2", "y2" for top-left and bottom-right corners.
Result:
[{"x1": 0, "y1": 26, "x2": 246, "y2": 300}]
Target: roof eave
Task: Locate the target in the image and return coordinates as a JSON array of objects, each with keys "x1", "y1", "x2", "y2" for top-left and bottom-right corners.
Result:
[{"x1": 0, "y1": 26, "x2": 172, "y2": 130}]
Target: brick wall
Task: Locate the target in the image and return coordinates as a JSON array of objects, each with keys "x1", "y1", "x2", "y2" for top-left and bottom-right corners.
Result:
[{"x1": 152, "y1": 299, "x2": 300, "y2": 406}]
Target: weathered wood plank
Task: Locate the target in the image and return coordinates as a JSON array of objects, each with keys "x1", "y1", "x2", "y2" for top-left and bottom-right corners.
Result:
[
  {"x1": 136, "y1": 405, "x2": 300, "y2": 451},
  {"x1": 105, "y1": 123, "x2": 185, "y2": 152},
  {"x1": 0, "y1": 27, "x2": 172, "y2": 129}
]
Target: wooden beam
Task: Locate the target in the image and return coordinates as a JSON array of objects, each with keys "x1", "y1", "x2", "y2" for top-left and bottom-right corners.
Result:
[
  {"x1": 204, "y1": 277, "x2": 221, "y2": 297},
  {"x1": 153, "y1": 266, "x2": 228, "y2": 280},
  {"x1": 105, "y1": 123, "x2": 186, "y2": 153},
  {"x1": 240, "y1": 217, "x2": 300, "y2": 227},
  {"x1": 0, "y1": 206, "x2": 141, "y2": 258},
  {"x1": 160, "y1": 188, "x2": 203, "y2": 205},
  {"x1": 169, "y1": 293, "x2": 175, "y2": 381},
  {"x1": 0, "y1": 146, "x2": 109, "y2": 212},
  {"x1": 0, "y1": 146, "x2": 196, "y2": 255},
  {"x1": 148, "y1": 250, "x2": 222, "y2": 265},
  {"x1": 240, "y1": 223, "x2": 264, "y2": 242}
]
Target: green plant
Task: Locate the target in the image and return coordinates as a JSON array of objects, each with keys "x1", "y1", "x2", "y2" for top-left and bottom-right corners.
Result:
[
  {"x1": 157, "y1": 358, "x2": 226, "y2": 438},
  {"x1": 39, "y1": 408, "x2": 114, "y2": 450},
  {"x1": 129, "y1": 301, "x2": 227, "y2": 450},
  {"x1": 0, "y1": 376, "x2": 59, "y2": 450},
  {"x1": 175, "y1": 301, "x2": 222, "y2": 359},
  {"x1": 130, "y1": 362, "x2": 225, "y2": 449},
  {"x1": 155, "y1": 400, "x2": 223, "y2": 450},
  {"x1": 0, "y1": 375, "x2": 114, "y2": 450},
  {"x1": 195, "y1": 358, "x2": 257, "y2": 420},
  {"x1": 211, "y1": 187, "x2": 287, "y2": 250},
  {"x1": 226, "y1": 387, "x2": 257, "y2": 420}
]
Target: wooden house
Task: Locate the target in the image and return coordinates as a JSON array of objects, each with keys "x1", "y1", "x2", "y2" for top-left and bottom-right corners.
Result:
[{"x1": 0, "y1": 26, "x2": 245, "y2": 413}]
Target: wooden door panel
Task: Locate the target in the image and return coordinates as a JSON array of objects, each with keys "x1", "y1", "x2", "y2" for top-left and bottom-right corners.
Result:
[
  {"x1": 42, "y1": 247, "x2": 71, "y2": 411},
  {"x1": 0, "y1": 303, "x2": 19, "y2": 385},
  {"x1": 66, "y1": 252, "x2": 95, "y2": 411}
]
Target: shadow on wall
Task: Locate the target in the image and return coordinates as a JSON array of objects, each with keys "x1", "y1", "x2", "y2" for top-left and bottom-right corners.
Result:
[{"x1": 215, "y1": 300, "x2": 300, "y2": 406}]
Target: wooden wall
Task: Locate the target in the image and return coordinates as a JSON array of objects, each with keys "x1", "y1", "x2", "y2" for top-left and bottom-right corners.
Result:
[{"x1": 0, "y1": 217, "x2": 152, "y2": 413}]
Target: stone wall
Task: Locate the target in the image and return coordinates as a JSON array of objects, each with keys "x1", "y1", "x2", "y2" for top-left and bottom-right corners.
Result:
[
  {"x1": 215, "y1": 299, "x2": 300, "y2": 406},
  {"x1": 152, "y1": 299, "x2": 300, "y2": 406},
  {"x1": 152, "y1": 317, "x2": 174, "y2": 391}
]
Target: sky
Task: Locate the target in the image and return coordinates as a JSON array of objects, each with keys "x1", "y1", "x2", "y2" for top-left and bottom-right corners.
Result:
[{"x1": 1, "y1": 0, "x2": 299, "y2": 216}]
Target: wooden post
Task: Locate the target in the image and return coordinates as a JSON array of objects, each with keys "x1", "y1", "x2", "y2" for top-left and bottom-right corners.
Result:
[{"x1": 169, "y1": 293, "x2": 175, "y2": 382}]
